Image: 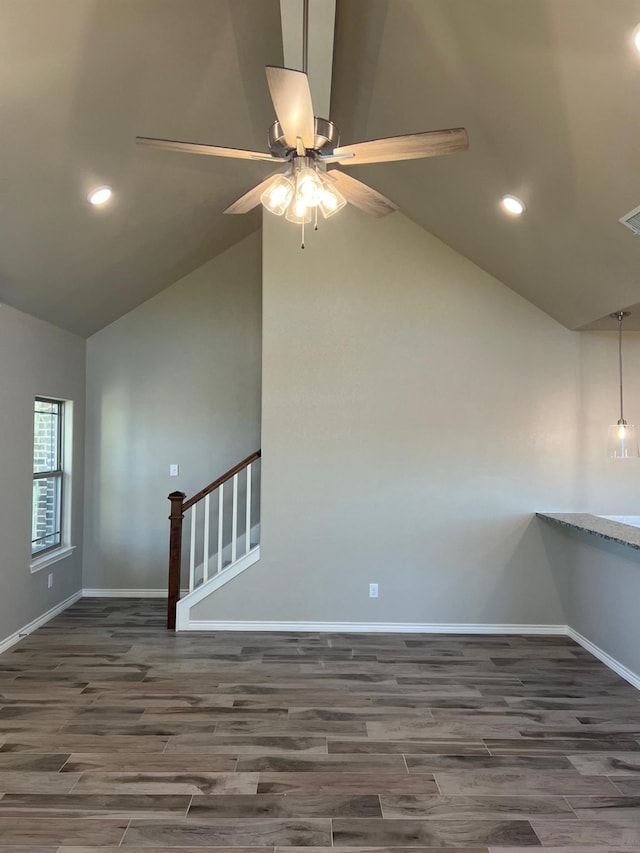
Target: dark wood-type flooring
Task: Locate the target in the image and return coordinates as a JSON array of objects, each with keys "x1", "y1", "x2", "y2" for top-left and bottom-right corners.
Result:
[{"x1": 0, "y1": 598, "x2": 639, "y2": 851}]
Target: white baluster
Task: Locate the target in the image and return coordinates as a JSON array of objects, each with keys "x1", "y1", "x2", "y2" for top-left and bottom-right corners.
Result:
[
  {"x1": 189, "y1": 504, "x2": 197, "y2": 591},
  {"x1": 231, "y1": 473, "x2": 238, "y2": 562},
  {"x1": 245, "y1": 463, "x2": 252, "y2": 554},
  {"x1": 203, "y1": 494, "x2": 210, "y2": 583},
  {"x1": 217, "y1": 483, "x2": 224, "y2": 573}
]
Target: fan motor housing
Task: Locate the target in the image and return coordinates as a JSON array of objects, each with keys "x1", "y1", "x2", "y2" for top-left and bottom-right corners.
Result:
[{"x1": 268, "y1": 117, "x2": 340, "y2": 157}]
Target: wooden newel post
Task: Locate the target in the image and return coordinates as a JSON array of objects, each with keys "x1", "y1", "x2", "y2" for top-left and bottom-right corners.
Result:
[{"x1": 167, "y1": 490, "x2": 186, "y2": 631}]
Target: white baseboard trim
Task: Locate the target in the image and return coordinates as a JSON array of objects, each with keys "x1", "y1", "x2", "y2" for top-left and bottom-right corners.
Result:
[
  {"x1": 0, "y1": 590, "x2": 82, "y2": 655},
  {"x1": 179, "y1": 620, "x2": 568, "y2": 634},
  {"x1": 567, "y1": 627, "x2": 640, "y2": 691},
  {"x1": 2, "y1": 593, "x2": 639, "y2": 694},
  {"x1": 169, "y1": 617, "x2": 640, "y2": 692},
  {"x1": 82, "y1": 589, "x2": 188, "y2": 598}
]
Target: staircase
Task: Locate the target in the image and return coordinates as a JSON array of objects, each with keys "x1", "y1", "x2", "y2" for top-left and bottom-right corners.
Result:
[{"x1": 165, "y1": 450, "x2": 261, "y2": 630}]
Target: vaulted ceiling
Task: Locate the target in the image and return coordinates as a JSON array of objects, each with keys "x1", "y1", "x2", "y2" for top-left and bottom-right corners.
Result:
[{"x1": 3, "y1": 0, "x2": 640, "y2": 336}]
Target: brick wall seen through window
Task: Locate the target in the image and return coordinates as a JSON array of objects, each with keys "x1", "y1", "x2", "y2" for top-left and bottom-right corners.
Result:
[{"x1": 32, "y1": 398, "x2": 63, "y2": 556}]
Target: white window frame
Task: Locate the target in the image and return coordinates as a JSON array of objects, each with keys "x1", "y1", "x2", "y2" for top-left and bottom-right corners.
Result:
[{"x1": 30, "y1": 397, "x2": 75, "y2": 573}]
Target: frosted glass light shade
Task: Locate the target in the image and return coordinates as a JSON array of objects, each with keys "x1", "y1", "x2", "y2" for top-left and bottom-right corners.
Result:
[
  {"x1": 285, "y1": 197, "x2": 311, "y2": 224},
  {"x1": 296, "y1": 167, "x2": 323, "y2": 207},
  {"x1": 607, "y1": 422, "x2": 640, "y2": 458},
  {"x1": 319, "y1": 183, "x2": 347, "y2": 219},
  {"x1": 260, "y1": 175, "x2": 294, "y2": 216}
]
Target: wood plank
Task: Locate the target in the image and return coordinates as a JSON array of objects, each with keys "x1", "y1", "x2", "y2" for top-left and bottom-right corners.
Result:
[{"x1": 0, "y1": 597, "x2": 636, "y2": 852}]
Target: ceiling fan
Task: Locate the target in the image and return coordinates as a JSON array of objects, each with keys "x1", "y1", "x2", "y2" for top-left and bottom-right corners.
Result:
[{"x1": 136, "y1": 12, "x2": 468, "y2": 246}]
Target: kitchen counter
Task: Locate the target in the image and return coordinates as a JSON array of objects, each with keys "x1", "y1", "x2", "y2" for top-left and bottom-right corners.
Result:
[{"x1": 537, "y1": 512, "x2": 640, "y2": 551}]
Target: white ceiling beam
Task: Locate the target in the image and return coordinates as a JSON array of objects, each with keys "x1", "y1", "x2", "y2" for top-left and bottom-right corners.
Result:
[{"x1": 279, "y1": 0, "x2": 336, "y2": 119}]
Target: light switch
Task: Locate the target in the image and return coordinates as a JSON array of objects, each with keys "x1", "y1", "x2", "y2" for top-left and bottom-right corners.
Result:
[{"x1": 169, "y1": 464, "x2": 179, "y2": 477}]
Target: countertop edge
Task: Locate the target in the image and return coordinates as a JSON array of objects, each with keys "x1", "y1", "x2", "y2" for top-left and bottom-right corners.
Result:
[{"x1": 536, "y1": 512, "x2": 640, "y2": 551}]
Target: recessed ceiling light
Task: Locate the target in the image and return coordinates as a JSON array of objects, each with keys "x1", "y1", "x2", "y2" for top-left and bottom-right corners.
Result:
[
  {"x1": 501, "y1": 194, "x2": 526, "y2": 216},
  {"x1": 634, "y1": 25, "x2": 640, "y2": 52},
  {"x1": 88, "y1": 186, "x2": 112, "y2": 205}
]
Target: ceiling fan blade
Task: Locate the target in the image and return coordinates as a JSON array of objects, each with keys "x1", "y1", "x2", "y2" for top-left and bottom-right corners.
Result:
[
  {"x1": 333, "y1": 128, "x2": 469, "y2": 165},
  {"x1": 317, "y1": 152, "x2": 355, "y2": 164},
  {"x1": 136, "y1": 136, "x2": 285, "y2": 163},
  {"x1": 329, "y1": 170, "x2": 398, "y2": 218},
  {"x1": 265, "y1": 66, "x2": 315, "y2": 149},
  {"x1": 224, "y1": 171, "x2": 286, "y2": 214}
]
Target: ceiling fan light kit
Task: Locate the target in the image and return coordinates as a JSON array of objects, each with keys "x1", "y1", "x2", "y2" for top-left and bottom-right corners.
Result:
[
  {"x1": 135, "y1": 2, "x2": 469, "y2": 247},
  {"x1": 260, "y1": 158, "x2": 347, "y2": 244}
]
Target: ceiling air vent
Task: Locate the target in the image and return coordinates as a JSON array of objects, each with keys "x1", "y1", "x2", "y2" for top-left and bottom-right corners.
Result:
[{"x1": 620, "y1": 204, "x2": 640, "y2": 235}]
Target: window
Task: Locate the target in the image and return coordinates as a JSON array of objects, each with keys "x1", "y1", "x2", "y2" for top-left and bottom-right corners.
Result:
[{"x1": 32, "y1": 398, "x2": 64, "y2": 557}]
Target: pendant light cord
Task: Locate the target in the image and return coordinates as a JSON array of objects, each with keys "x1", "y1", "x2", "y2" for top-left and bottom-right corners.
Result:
[{"x1": 617, "y1": 311, "x2": 625, "y2": 424}]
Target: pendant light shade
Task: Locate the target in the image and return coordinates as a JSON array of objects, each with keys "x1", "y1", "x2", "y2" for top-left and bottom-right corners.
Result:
[
  {"x1": 319, "y1": 182, "x2": 347, "y2": 218},
  {"x1": 260, "y1": 174, "x2": 294, "y2": 216},
  {"x1": 285, "y1": 196, "x2": 312, "y2": 224},
  {"x1": 608, "y1": 311, "x2": 639, "y2": 458},
  {"x1": 607, "y1": 421, "x2": 639, "y2": 458},
  {"x1": 296, "y1": 167, "x2": 324, "y2": 207}
]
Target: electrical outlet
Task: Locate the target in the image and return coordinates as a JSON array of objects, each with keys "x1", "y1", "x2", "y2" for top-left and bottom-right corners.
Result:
[
  {"x1": 169, "y1": 464, "x2": 179, "y2": 477},
  {"x1": 369, "y1": 583, "x2": 379, "y2": 598},
  {"x1": 47, "y1": 573, "x2": 53, "y2": 589}
]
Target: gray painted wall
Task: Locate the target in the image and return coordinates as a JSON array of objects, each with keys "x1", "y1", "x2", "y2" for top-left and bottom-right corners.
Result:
[
  {"x1": 83, "y1": 231, "x2": 262, "y2": 591},
  {"x1": 193, "y1": 208, "x2": 580, "y2": 625},
  {"x1": 540, "y1": 521, "x2": 640, "y2": 678},
  {"x1": 0, "y1": 304, "x2": 85, "y2": 642},
  {"x1": 567, "y1": 531, "x2": 640, "y2": 676}
]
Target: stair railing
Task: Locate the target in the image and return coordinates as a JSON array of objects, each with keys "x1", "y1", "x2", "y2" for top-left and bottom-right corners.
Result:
[{"x1": 166, "y1": 449, "x2": 261, "y2": 630}]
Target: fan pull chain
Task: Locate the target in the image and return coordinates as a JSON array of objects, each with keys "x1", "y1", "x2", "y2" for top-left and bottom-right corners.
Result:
[
  {"x1": 314, "y1": 206, "x2": 318, "y2": 231},
  {"x1": 301, "y1": 219, "x2": 305, "y2": 249}
]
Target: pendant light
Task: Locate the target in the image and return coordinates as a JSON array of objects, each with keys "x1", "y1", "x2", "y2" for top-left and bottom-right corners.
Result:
[{"x1": 607, "y1": 311, "x2": 639, "y2": 458}]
